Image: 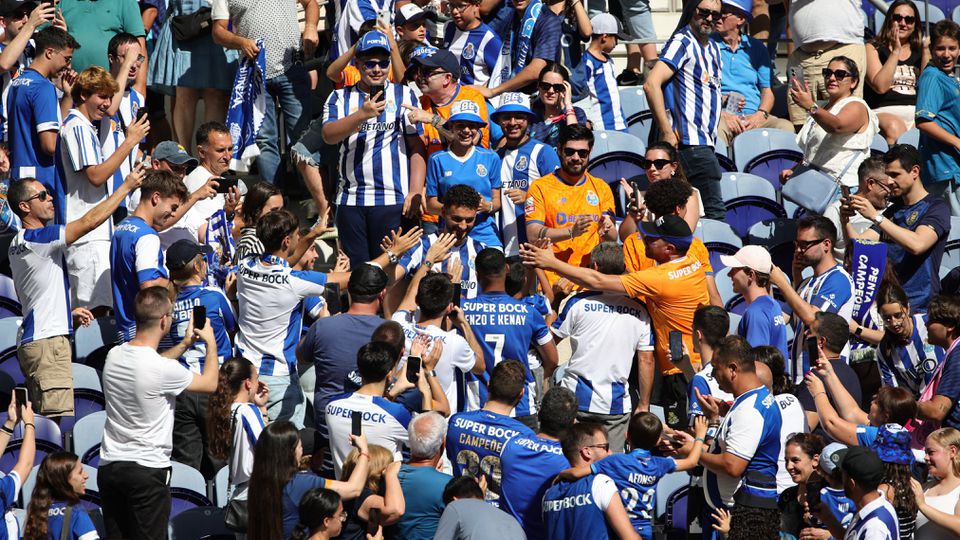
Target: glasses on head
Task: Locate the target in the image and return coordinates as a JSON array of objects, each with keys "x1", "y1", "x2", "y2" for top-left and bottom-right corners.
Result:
[
  {"x1": 586, "y1": 443, "x2": 610, "y2": 451},
  {"x1": 26, "y1": 189, "x2": 50, "y2": 202},
  {"x1": 562, "y1": 147, "x2": 590, "y2": 159},
  {"x1": 363, "y1": 59, "x2": 391, "y2": 70},
  {"x1": 539, "y1": 82, "x2": 565, "y2": 94},
  {"x1": 794, "y1": 237, "x2": 825, "y2": 251},
  {"x1": 890, "y1": 13, "x2": 916, "y2": 24},
  {"x1": 822, "y1": 68, "x2": 852, "y2": 81},
  {"x1": 640, "y1": 158, "x2": 673, "y2": 170},
  {"x1": 695, "y1": 7, "x2": 723, "y2": 21}
]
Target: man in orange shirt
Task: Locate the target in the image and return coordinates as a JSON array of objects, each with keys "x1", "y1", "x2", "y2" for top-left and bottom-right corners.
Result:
[
  {"x1": 520, "y1": 215, "x2": 709, "y2": 428},
  {"x1": 524, "y1": 124, "x2": 617, "y2": 287}
]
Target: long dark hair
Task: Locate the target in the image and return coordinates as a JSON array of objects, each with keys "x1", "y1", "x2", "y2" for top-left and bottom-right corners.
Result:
[
  {"x1": 884, "y1": 462, "x2": 918, "y2": 520},
  {"x1": 873, "y1": 0, "x2": 923, "y2": 55},
  {"x1": 247, "y1": 421, "x2": 301, "y2": 540},
  {"x1": 23, "y1": 452, "x2": 82, "y2": 540},
  {"x1": 289, "y1": 488, "x2": 342, "y2": 540},
  {"x1": 240, "y1": 181, "x2": 282, "y2": 228},
  {"x1": 207, "y1": 357, "x2": 257, "y2": 461},
  {"x1": 646, "y1": 141, "x2": 689, "y2": 183}
]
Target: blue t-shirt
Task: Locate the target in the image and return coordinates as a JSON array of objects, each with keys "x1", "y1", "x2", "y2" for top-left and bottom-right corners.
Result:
[
  {"x1": 390, "y1": 464, "x2": 451, "y2": 540},
  {"x1": 934, "y1": 345, "x2": 960, "y2": 431},
  {"x1": 543, "y1": 474, "x2": 618, "y2": 540},
  {"x1": 738, "y1": 295, "x2": 789, "y2": 359},
  {"x1": 879, "y1": 193, "x2": 950, "y2": 312},
  {"x1": 163, "y1": 284, "x2": 236, "y2": 372},
  {"x1": 46, "y1": 501, "x2": 98, "y2": 540},
  {"x1": 591, "y1": 449, "x2": 677, "y2": 539},
  {"x1": 426, "y1": 147, "x2": 503, "y2": 247},
  {"x1": 916, "y1": 66, "x2": 960, "y2": 185},
  {"x1": 499, "y1": 434, "x2": 568, "y2": 540},
  {"x1": 281, "y1": 472, "x2": 330, "y2": 539},
  {"x1": 445, "y1": 409, "x2": 534, "y2": 506},
  {"x1": 714, "y1": 34, "x2": 772, "y2": 115},
  {"x1": 821, "y1": 486, "x2": 856, "y2": 529},
  {"x1": 110, "y1": 216, "x2": 167, "y2": 342},
  {"x1": 8, "y1": 68, "x2": 59, "y2": 194}
]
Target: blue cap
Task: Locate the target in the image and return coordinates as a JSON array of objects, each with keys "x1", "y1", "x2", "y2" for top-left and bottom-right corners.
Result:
[
  {"x1": 357, "y1": 31, "x2": 391, "y2": 55},
  {"x1": 875, "y1": 424, "x2": 913, "y2": 466},
  {"x1": 492, "y1": 92, "x2": 537, "y2": 122},
  {"x1": 445, "y1": 100, "x2": 487, "y2": 127},
  {"x1": 721, "y1": 0, "x2": 752, "y2": 21}
]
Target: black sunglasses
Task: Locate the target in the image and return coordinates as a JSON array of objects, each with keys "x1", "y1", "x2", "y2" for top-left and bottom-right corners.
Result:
[
  {"x1": 890, "y1": 13, "x2": 916, "y2": 24},
  {"x1": 822, "y1": 68, "x2": 852, "y2": 81},
  {"x1": 26, "y1": 189, "x2": 50, "y2": 202},
  {"x1": 696, "y1": 7, "x2": 722, "y2": 21},
  {"x1": 562, "y1": 148, "x2": 590, "y2": 158},
  {"x1": 539, "y1": 82, "x2": 565, "y2": 94},
  {"x1": 363, "y1": 59, "x2": 391, "y2": 70},
  {"x1": 794, "y1": 237, "x2": 825, "y2": 251},
  {"x1": 640, "y1": 158, "x2": 674, "y2": 170}
]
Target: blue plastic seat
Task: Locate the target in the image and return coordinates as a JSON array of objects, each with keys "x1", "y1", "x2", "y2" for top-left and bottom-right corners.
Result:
[
  {"x1": 695, "y1": 219, "x2": 742, "y2": 272},
  {"x1": 898, "y1": 127, "x2": 920, "y2": 148},
  {"x1": 714, "y1": 138, "x2": 737, "y2": 173},
  {"x1": 733, "y1": 128, "x2": 803, "y2": 187},
  {"x1": 720, "y1": 173, "x2": 787, "y2": 236},
  {"x1": 0, "y1": 318, "x2": 21, "y2": 358},
  {"x1": 168, "y1": 506, "x2": 234, "y2": 540},
  {"x1": 940, "y1": 217, "x2": 960, "y2": 277},
  {"x1": 712, "y1": 267, "x2": 736, "y2": 307},
  {"x1": 72, "y1": 411, "x2": 106, "y2": 466},
  {"x1": 170, "y1": 462, "x2": 214, "y2": 519},
  {"x1": 748, "y1": 218, "x2": 800, "y2": 274},
  {"x1": 74, "y1": 317, "x2": 118, "y2": 365},
  {"x1": 588, "y1": 130, "x2": 648, "y2": 217},
  {"x1": 619, "y1": 87, "x2": 654, "y2": 146},
  {"x1": 871, "y1": 133, "x2": 889, "y2": 157}
]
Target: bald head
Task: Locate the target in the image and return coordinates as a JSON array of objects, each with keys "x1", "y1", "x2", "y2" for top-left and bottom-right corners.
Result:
[{"x1": 755, "y1": 361, "x2": 772, "y2": 392}]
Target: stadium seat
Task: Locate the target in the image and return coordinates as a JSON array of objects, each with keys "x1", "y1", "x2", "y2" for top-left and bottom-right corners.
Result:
[
  {"x1": 871, "y1": 133, "x2": 889, "y2": 157},
  {"x1": 58, "y1": 364, "x2": 105, "y2": 434},
  {"x1": 0, "y1": 349, "x2": 24, "y2": 387},
  {"x1": 732, "y1": 128, "x2": 803, "y2": 187},
  {"x1": 0, "y1": 317, "x2": 21, "y2": 357},
  {"x1": 728, "y1": 312, "x2": 742, "y2": 335},
  {"x1": 748, "y1": 218, "x2": 800, "y2": 274},
  {"x1": 695, "y1": 219, "x2": 743, "y2": 272},
  {"x1": 655, "y1": 470, "x2": 690, "y2": 519},
  {"x1": 0, "y1": 371, "x2": 14, "y2": 408},
  {"x1": 168, "y1": 506, "x2": 234, "y2": 540},
  {"x1": 619, "y1": 87, "x2": 654, "y2": 146},
  {"x1": 171, "y1": 461, "x2": 214, "y2": 519},
  {"x1": 713, "y1": 267, "x2": 736, "y2": 307},
  {"x1": 719, "y1": 173, "x2": 788, "y2": 236},
  {"x1": 876, "y1": 2, "x2": 944, "y2": 28},
  {"x1": 714, "y1": 138, "x2": 737, "y2": 173},
  {"x1": 955, "y1": 4, "x2": 960, "y2": 22},
  {"x1": 588, "y1": 130, "x2": 648, "y2": 217},
  {"x1": 214, "y1": 466, "x2": 230, "y2": 506},
  {"x1": 663, "y1": 484, "x2": 692, "y2": 540},
  {"x1": 940, "y1": 217, "x2": 960, "y2": 277},
  {"x1": 72, "y1": 411, "x2": 106, "y2": 466},
  {"x1": 0, "y1": 274, "x2": 20, "y2": 319},
  {"x1": 898, "y1": 128, "x2": 920, "y2": 148},
  {"x1": 0, "y1": 415, "x2": 63, "y2": 472},
  {"x1": 74, "y1": 317, "x2": 118, "y2": 367}
]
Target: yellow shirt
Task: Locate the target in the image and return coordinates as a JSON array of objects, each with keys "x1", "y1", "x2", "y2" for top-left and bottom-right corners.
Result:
[{"x1": 619, "y1": 256, "x2": 710, "y2": 374}]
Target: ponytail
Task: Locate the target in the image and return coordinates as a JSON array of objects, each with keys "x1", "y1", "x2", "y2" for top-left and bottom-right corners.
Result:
[{"x1": 207, "y1": 357, "x2": 256, "y2": 460}]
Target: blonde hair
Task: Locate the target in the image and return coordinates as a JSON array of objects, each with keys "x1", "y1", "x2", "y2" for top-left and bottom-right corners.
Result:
[
  {"x1": 928, "y1": 427, "x2": 960, "y2": 478},
  {"x1": 71, "y1": 66, "x2": 119, "y2": 105},
  {"x1": 341, "y1": 444, "x2": 393, "y2": 491}
]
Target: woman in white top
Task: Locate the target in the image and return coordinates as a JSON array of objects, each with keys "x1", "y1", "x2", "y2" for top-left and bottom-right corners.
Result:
[
  {"x1": 782, "y1": 56, "x2": 880, "y2": 189},
  {"x1": 912, "y1": 427, "x2": 960, "y2": 539}
]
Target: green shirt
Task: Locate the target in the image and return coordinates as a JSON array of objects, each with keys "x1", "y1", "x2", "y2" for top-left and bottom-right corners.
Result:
[{"x1": 58, "y1": 0, "x2": 145, "y2": 72}]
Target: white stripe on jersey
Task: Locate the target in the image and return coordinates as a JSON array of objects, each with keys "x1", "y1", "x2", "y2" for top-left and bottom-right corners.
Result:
[
  {"x1": 9, "y1": 226, "x2": 71, "y2": 345},
  {"x1": 659, "y1": 28, "x2": 723, "y2": 146},
  {"x1": 498, "y1": 141, "x2": 556, "y2": 257},
  {"x1": 400, "y1": 234, "x2": 489, "y2": 299},
  {"x1": 60, "y1": 110, "x2": 110, "y2": 244},
  {"x1": 444, "y1": 23, "x2": 504, "y2": 86},
  {"x1": 99, "y1": 89, "x2": 143, "y2": 197}
]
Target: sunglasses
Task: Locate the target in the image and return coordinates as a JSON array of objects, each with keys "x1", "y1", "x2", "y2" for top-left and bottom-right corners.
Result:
[
  {"x1": 696, "y1": 7, "x2": 722, "y2": 21},
  {"x1": 890, "y1": 13, "x2": 916, "y2": 24},
  {"x1": 586, "y1": 443, "x2": 610, "y2": 451},
  {"x1": 363, "y1": 59, "x2": 391, "y2": 70},
  {"x1": 26, "y1": 189, "x2": 51, "y2": 202},
  {"x1": 822, "y1": 68, "x2": 852, "y2": 81},
  {"x1": 640, "y1": 158, "x2": 673, "y2": 170},
  {"x1": 562, "y1": 147, "x2": 590, "y2": 158},
  {"x1": 794, "y1": 237, "x2": 825, "y2": 251},
  {"x1": 539, "y1": 82, "x2": 565, "y2": 94},
  {"x1": 416, "y1": 69, "x2": 446, "y2": 81}
]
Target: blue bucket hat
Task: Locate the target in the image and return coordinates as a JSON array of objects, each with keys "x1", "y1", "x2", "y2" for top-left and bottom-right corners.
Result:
[
  {"x1": 445, "y1": 100, "x2": 487, "y2": 127},
  {"x1": 875, "y1": 423, "x2": 913, "y2": 466},
  {"x1": 492, "y1": 92, "x2": 537, "y2": 123}
]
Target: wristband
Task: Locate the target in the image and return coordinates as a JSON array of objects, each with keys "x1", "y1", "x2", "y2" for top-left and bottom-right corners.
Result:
[
  {"x1": 565, "y1": 108, "x2": 576, "y2": 116},
  {"x1": 854, "y1": 325, "x2": 864, "y2": 337},
  {"x1": 359, "y1": 452, "x2": 370, "y2": 459},
  {"x1": 426, "y1": 369, "x2": 438, "y2": 378},
  {"x1": 568, "y1": 227, "x2": 575, "y2": 239},
  {"x1": 23, "y1": 423, "x2": 34, "y2": 430},
  {"x1": 694, "y1": 437, "x2": 705, "y2": 444},
  {"x1": 0, "y1": 425, "x2": 12, "y2": 436},
  {"x1": 431, "y1": 114, "x2": 442, "y2": 127},
  {"x1": 812, "y1": 391, "x2": 827, "y2": 400}
]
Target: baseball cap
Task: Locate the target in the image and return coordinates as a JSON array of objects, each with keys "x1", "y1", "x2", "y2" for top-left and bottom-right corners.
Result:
[
  {"x1": 396, "y1": 3, "x2": 438, "y2": 26},
  {"x1": 721, "y1": 0, "x2": 753, "y2": 21},
  {"x1": 348, "y1": 263, "x2": 389, "y2": 297},
  {"x1": 590, "y1": 13, "x2": 632, "y2": 39},
  {"x1": 819, "y1": 442, "x2": 848, "y2": 475},
  {"x1": 166, "y1": 239, "x2": 213, "y2": 271},
  {"x1": 720, "y1": 245, "x2": 773, "y2": 274},
  {"x1": 639, "y1": 215, "x2": 693, "y2": 246},
  {"x1": 0, "y1": 0, "x2": 36, "y2": 17},
  {"x1": 839, "y1": 446, "x2": 886, "y2": 486},
  {"x1": 875, "y1": 423, "x2": 914, "y2": 465},
  {"x1": 356, "y1": 30, "x2": 391, "y2": 55},
  {"x1": 445, "y1": 100, "x2": 487, "y2": 127},
  {"x1": 153, "y1": 141, "x2": 199, "y2": 167},
  {"x1": 492, "y1": 92, "x2": 537, "y2": 122},
  {"x1": 411, "y1": 49, "x2": 460, "y2": 80}
]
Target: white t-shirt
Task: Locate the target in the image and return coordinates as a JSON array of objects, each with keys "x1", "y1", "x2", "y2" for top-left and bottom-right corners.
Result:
[
  {"x1": 229, "y1": 402, "x2": 265, "y2": 500},
  {"x1": 9, "y1": 225, "x2": 70, "y2": 345},
  {"x1": 100, "y1": 344, "x2": 193, "y2": 468},
  {"x1": 324, "y1": 392, "x2": 411, "y2": 477},
  {"x1": 157, "y1": 165, "x2": 224, "y2": 249},
  {"x1": 60, "y1": 109, "x2": 110, "y2": 244},
  {"x1": 391, "y1": 310, "x2": 478, "y2": 413},
  {"x1": 775, "y1": 393, "x2": 807, "y2": 494},
  {"x1": 553, "y1": 292, "x2": 654, "y2": 415}
]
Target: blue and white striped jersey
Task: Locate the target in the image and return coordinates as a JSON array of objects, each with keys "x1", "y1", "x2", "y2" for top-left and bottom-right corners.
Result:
[
  {"x1": 234, "y1": 255, "x2": 327, "y2": 377},
  {"x1": 9, "y1": 225, "x2": 72, "y2": 345},
  {"x1": 8, "y1": 68, "x2": 60, "y2": 191},
  {"x1": 164, "y1": 285, "x2": 237, "y2": 373},
  {"x1": 553, "y1": 291, "x2": 654, "y2": 415},
  {"x1": 591, "y1": 449, "x2": 677, "y2": 538},
  {"x1": 571, "y1": 51, "x2": 627, "y2": 132},
  {"x1": 110, "y1": 216, "x2": 167, "y2": 342},
  {"x1": 789, "y1": 264, "x2": 854, "y2": 384},
  {"x1": 878, "y1": 313, "x2": 945, "y2": 397},
  {"x1": 323, "y1": 81, "x2": 422, "y2": 207},
  {"x1": 496, "y1": 138, "x2": 559, "y2": 257},
  {"x1": 845, "y1": 493, "x2": 899, "y2": 540},
  {"x1": 687, "y1": 363, "x2": 734, "y2": 423},
  {"x1": 703, "y1": 385, "x2": 782, "y2": 510},
  {"x1": 543, "y1": 474, "x2": 620, "y2": 540},
  {"x1": 58, "y1": 109, "x2": 111, "y2": 244},
  {"x1": 442, "y1": 22, "x2": 506, "y2": 87},
  {"x1": 399, "y1": 233, "x2": 489, "y2": 300},
  {"x1": 99, "y1": 89, "x2": 144, "y2": 198},
  {"x1": 659, "y1": 27, "x2": 723, "y2": 146}
]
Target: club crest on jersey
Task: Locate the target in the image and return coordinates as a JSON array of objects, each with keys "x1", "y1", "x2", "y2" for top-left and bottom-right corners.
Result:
[
  {"x1": 922, "y1": 357, "x2": 938, "y2": 374},
  {"x1": 385, "y1": 100, "x2": 397, "y2": 114},
  {"x1": 906, "y1": 210, "x2": 919, "y2": 226},
  {"x1": 586, "y1": 190, "x2": 600, "y2": 206},
  {"x1": 476, "y1": 163, "x2": 487, "y2": 176},
  {"x1": 515, "y1": 156, "x2": 528, "y2": 170},
  {"x1": 463, "y1": 43, "x2": 476, "y2": 60},
  {"x1": 558, "y1": 197, "x2": 567, "y2": 204}
]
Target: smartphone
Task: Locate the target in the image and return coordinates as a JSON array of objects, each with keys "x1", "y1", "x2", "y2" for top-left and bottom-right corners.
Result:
[
  {"x1": 367, "y1": 508, "x2": 381, "y2": 536},
  {"x1": 192, "y1": 305, "x2": 206, "y2": 330},
  {"x1": 216, "y1": 172, "x2": 239, "y2": 194},
  {"x1": 452, "y1": 283, "x2": 462, "y2": 307},
  {"x1": 840, "y1": 185, "x2": 851, "y2": 198},
  {"x1": 324, "y1": 283, "x2": 343, "y2": 315},
  {"x1": 806, "y1": 336, "x2": 820, "y2": 367},
  {"x1": 669, "y1": 331, "x2": 683, "y2": 362},
  {"x1": 135, "y1": 107, "x2": 148, "y2": 123},
  {"x1": 788, "y1": 66, "x2": 805, "y2": 87},
  {"x1": 13, "y1": 387, "x2": 26, "y2": 418},
  {"x1": 806, "y1": 479, "x2": 823, "y2": 509},
  {"x1": 351, "y1": 410, "x2": 362, "y2": 437},
  {"x1": 630, "y1": 180, "x2": 642, "y2": 212},
  {"x1": 406, "y1": 356, "x2": 422, "y2": 384},
  {"x1": 369, "y1": 84, "x2": 385, "y2": 103}
]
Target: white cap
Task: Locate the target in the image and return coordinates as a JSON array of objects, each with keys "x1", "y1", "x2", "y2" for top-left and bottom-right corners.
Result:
[
  {"x1": 719, "y1": 245, "x2": 773, "y2": 274},
  {"x1": 590, "y1": 13, "x2": 631, "y2": 39}
]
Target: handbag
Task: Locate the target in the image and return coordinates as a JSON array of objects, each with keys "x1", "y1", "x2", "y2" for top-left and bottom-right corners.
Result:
[
  {"x1": 170, "y1": 7, "x2": 212, "y2": 43},
  {"x1": 223, "y1": 408, "x2": 248, "y2": 532},
  {"x1": 781, "y1": 150, "x2": 864, "y2": 215}
]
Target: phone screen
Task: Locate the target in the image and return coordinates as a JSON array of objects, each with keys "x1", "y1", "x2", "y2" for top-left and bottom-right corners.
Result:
[
  {"x1": 13, "y1": 387, "x2": 26, "y2": 418},
  {"x1": 452, "y1": 283, "x2": 462, "y2": 307},
  {"x1": 193, "y1": 305, "x2": 206, "y2": 330},
  {"x1": 806, "y1": 336, "x2": 820, "y2": 367},
  {"x1": 367, "y1": 508, "x2": 381, "y2": 536},
  {"x1": 406, "y1": 356, "x2": 422, "y2": 384},
  {"x1": 369, "y1": 85, "x2": 385, "y2": 103},
  {"x1": 325, "y1": 283, "x2": 343, "y2": 315},
  {"x1": 669, "y1": 331, "x2": 683, "y2": 362},
  {"x1": 351, "y1": 410, "x2": 362, "y2": 437}
]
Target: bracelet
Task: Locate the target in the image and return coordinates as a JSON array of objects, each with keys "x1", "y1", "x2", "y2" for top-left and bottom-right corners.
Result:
[
  {"x1": 812, "y1": 391, "x2": 827, "y2": 400},
  {"x1": 23, "y1": 423, "x2": 34, "y2": 430},
  {"x1": 565, "y1": 108, "x2": 576, "y2": 116},
  {"x1": 359, "y1": 452, "x2": 370, "y2": 459},
  {"x1": 386, "y1": 249, "x2": 398, "y2": 264},
  {"x1": 568, "y1": 227, "x2": 575, "y2": 239},
  {"x1": 431, "y1": 114, "x2": 442, "y2": 127},
  {"x1": 694, "y1": 437, "x2": 705, "y2": 444}
]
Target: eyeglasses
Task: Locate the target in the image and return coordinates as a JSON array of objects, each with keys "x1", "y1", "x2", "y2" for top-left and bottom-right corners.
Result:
[
  {"x1": 890, "y1": 13, "x2": 916, "y2": 24},
  {"x1": 794, "y1": 237, "x2": 825, "y2": 251},
  {"x1": 640, "y1": 158, "x2": 673, "y2": 170},
  {"x1": 562, "y1": 147, "x2": 590, "y2": 158},
  {"x1": 866, "y1": 176, "x2": 892, "y2": 193},
  {"x1": 822, "y1": 68, "x2": 852, "y2": 81},
  {"x1": 695, "y1": 7, "x2": 723, "y2": 21},
  {"x1": 539, "y1": 82, "x2": 565, "y2": 94},
  {"x1": 25, "y1": 189, "x2": 51, "y2": 202},
  {"x1": 448, "y1": 121, "x2": 478, "y2": 131},
  {"x1": 55, "y1": 50, "x2": 72, "y2": 64},
  {"x1": 416, "y1": 69, "x2": 446, "y2": 81},
  {"x1": 363, "y1": 59, "x2": 391, "y2": 70},
  {"x1": 449, "y1": 2, "x2": 474, "y2": 12},
  {"x1": 586, "y1": 443, "x2": 610, "y2": 451}
]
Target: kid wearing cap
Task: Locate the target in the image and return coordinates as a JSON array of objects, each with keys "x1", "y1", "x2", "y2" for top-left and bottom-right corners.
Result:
[
  {"x1": 721, "y1": 245, "x2": 788, "y2": 358},
  {"x1": 571, "y1": 13, "x2": 628, "y2": 133}
]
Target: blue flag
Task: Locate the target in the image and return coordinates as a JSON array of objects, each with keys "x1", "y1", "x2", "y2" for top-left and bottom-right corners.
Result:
[
  {"x1": 851, "y1": 239, "x2": 887, "y2": 324},
  {"x1": 226, "y1": 41, "x2": 266, "y2": 172},
  {"x1": 206, "y1": 209, "x2": 235, "y2": 288}
]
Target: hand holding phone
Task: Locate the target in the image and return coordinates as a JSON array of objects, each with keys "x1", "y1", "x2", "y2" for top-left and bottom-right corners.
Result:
[
  {"x1": 451, "y1": 283, "x2": 462, "y2": 307},
  {"x1": 215, "y1": 173, "x2": 239, "y2": 194},
  {"x1": 806, "y1": 336, "x2": 821, "y2": 368},
  {"x1": 13, "y1": 387, "x2": 27, "y2": 422},
  {"x1": 193, "y1": 305, "x2": 206, "y2": 330}
]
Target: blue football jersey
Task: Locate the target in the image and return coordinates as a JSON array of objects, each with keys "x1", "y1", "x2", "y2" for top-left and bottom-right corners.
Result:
[
  {"x1": 425, "y1": 147, "x2": 503, "y2": 247},
  {"x1": 499, "y1": 434, "x2": 569, "y2": 540},
  {"x1": 591, "y1": 449, "x2": 677, "y2": 538},
  {"x1": 543, "y1": 474, "x2": 620, "y2": 540}
]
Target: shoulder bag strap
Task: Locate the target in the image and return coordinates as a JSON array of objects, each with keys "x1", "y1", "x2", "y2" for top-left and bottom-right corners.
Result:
[{"x1": 60, "y1": 505, "x2": 73, "y2": 540}]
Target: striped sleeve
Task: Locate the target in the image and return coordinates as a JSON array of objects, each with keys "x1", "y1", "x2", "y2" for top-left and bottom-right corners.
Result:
[
  {"x1": 659, "y1": 34, "x2": 688, "y2": 71},
  {"x1": 64, "y1": 123, "x2": 103, "y2": 172},
  {"x1": 323, "y1": 89, "x2": 344, "y2": 123}
]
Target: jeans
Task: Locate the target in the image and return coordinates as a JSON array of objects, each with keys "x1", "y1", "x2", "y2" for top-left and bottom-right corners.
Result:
[
  {"x1": 261, "y1": 372, "x2": 307, "y2": 428},
  {"x1": 678, "y1": 145, "x2": 724, "y2": 220},
  {"x1": 257, "y1": 65, "x2": 313, "y2": 184}
]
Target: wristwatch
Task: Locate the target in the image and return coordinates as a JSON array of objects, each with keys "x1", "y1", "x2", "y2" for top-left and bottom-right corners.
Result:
[
  {"x1": 807, "y1": 104, "x2": 819, "y2": 115},
  {"x1": 424, "y1": 260, "x2": 434, "y2": 270},
  {"x1": 758, "y1": 109, "x2": 770, "y2": 120},
  {"x1": 386, "y1": 250, "x2": 399, "y2": 264},
  {"x1": 854, "y1": 325, "x2": 864, "y2": 337},
  {"x1": 873, "y1": 214, "x2": 885, "y2": 225}
]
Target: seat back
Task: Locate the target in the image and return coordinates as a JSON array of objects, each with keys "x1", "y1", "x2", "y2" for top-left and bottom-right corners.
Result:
[
  {"x1": 168, "y1": 506, "x2": 235, "y2": 540},
  {"x1": 72, "y1": 411, "x2": 106, "y2": 463},
  {"x1": 733, "y1": 128, "x2": 802, "y2": 172},
  {"x1": 898, "y1": 127, "x2": 920, "y2": 148},
  {"x1": 214, "y1": 466, "x2": 230, "y2": 506},
  {"x1": 941, "y1": 217, "x2": 960, "y2": 274},
  {"x1": 619, "y1": 87, "x2": 654, "y2": 146},
  {"x1": 695, "y1": 219, "x2": 743, "y2": 272},
  {"x1": 656, "y1": 471, "x2": 690, "y2": 518},
  {"x1": 720, "y1": 173, "x2": 778, "y2": 203},
  {"x1": 0, "y1": 318, "x2": 22, "y2": 356},
  {"x1": 871, "y1": 133, "x2": 889, "y2": 157},
  {"x1": 74, "y1": 317, "x2": 118, "y2": 365}
]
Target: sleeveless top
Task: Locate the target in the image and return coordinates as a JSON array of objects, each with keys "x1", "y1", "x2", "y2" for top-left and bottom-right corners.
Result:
[
  {"x1": 865, "y1": 44, "x2": 921, "y2": 109},
  {"x1": 797, "y1": 96, "x2": 880, "y2": 187},
  {"x1": 915, "y1": 483, "x2": 960, "y2": 540}
]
